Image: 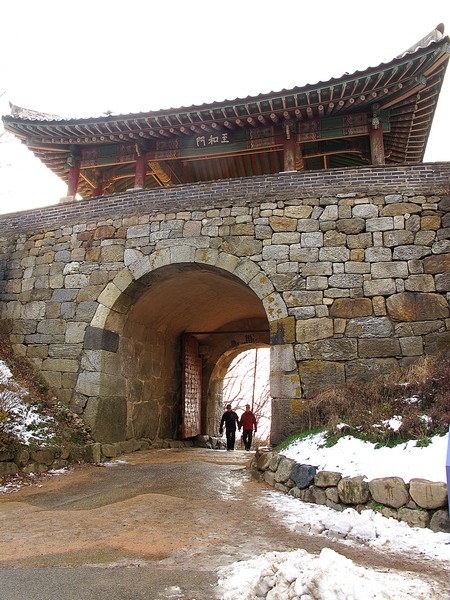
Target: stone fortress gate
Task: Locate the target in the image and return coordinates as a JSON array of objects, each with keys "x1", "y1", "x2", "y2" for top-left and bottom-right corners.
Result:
[{"x1": 1, "y1": 26, "x2": 449, "y2": 445}]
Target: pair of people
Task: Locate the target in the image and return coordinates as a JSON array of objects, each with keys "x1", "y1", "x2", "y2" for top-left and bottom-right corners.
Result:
[{"x1": 219, "y1": 404, "x2": 257, "y2": 451}]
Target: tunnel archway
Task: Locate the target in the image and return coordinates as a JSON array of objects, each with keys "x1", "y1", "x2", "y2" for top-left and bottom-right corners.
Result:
[
  {"x1": 77, "y1": 248, "x2": 288, "y2": 443},
  {"x1": 208, "y1": 345, "x2": 271, "y2": 443}
]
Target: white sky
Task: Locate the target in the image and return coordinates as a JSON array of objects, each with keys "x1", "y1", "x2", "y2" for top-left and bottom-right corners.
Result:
[{"x1": 1, "y1": 1, "x2": 450, "y2": 214}]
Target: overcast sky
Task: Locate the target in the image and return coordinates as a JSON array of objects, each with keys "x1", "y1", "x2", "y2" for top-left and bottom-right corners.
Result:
[{"x1": 1, "y1": 1, "x2": 449, "y2": 213}]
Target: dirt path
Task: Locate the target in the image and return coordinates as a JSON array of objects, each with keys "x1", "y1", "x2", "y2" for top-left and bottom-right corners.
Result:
[{"x1": 0, "y1": 448, "x2": 448, "y2": 599}]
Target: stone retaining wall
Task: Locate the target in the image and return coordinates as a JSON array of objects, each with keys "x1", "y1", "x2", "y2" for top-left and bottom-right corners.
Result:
[
  {"x1": 251, "y1": 448, "x2": 450, "y2": 533},
  {"x1": 0, "y1": 164, "x2": 449, "y2": 443},
  {"x1": 0, "y1": 438, "x2": 198, "y2": 478}
]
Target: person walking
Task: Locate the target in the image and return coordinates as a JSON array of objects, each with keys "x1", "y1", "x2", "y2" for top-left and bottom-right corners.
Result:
[
  {"x1": 219, "y1": 404, "x2": 241, "y2": 451},
  {"x1": 240, "y1": 404, "x2": 257, "y2": 451}
]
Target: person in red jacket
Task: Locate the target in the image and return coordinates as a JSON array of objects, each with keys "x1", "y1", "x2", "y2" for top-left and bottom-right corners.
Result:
[{"x1": 240, "y1": 404, "x2": 257, "y2": 451}]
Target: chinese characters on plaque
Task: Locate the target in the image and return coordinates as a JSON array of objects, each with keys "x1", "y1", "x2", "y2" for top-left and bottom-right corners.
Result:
[{"x1": 195, "y1": 133, "x2": 231, "y2": 148}]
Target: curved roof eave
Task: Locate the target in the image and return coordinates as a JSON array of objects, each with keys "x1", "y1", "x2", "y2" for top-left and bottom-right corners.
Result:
[{"x1": 3, "y1": 26, "x2": 449, "y2": 129}]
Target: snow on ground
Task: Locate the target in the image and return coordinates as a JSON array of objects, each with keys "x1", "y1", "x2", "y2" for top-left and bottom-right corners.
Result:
[
  {"x1": 1, "y1": 358, "x2": 449, "y2": 598},
  {"x1": 282, "y1": 430, "x2": 448, "y2": 483},
  {"x1": 218, "y1": 432, "x2": 450, "y2": 599},
  {"x1": 0, "y1": 359, "x2": 56, "y2": 445}
]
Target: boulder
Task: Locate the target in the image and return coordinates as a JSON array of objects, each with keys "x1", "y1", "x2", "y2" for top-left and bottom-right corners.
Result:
[
  {"x1": 429, "y1": 510, "x2": 450, "y2": 533},
  {"x1": 409, "y1": 479, "x2": 448, "y2": 509},
  {"x1": 290, "y1": 463, "x2": 317, "y2": 489},
  {"x1": 337, "y1": 476, "x2": 370, "y2": 505},
  {"x1": 314, "y1": 470, "x2": 342, "y2": 488},
  {"x1": 397, "y1": 507, "x2": 429, "y2": 528},
  {"x1": 274, "y1": 456, "x2": 296, "y2": 483},
  {"x1": 256, "y1": 450, "x2": 274, "y2": 471},
  {"x1": 368, "y1": 477, "x2": 409, "y2": 508}
]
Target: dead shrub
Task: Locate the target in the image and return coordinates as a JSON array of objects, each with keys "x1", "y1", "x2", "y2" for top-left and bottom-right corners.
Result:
[{"x1": 298, "y1": 353, "x2": 449, "y2": 445}]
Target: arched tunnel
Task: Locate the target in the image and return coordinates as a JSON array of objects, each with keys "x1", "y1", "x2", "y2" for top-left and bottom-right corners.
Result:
[{"x1": 81, "y1": 262, "x2": 270, "y2": 443}]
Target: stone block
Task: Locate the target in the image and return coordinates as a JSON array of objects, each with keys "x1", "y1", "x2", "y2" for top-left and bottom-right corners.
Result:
[
  {"x1": 296, "y1": 317, "x2": 333, "y2": 343},
  {"x1": 262, "y1": 292, "x2": 288, "y2": 321},
  {"x1": 284, "y1": 290, "x2": 323, "y2": 307},
  {"x1": 301, "y1": 232, "x2": 323, "y2": 247},
  {"x1": 393, "y1": 245, "x2": 431, "y2": 260},
  {"x1": 347, "y1": 233, "x2": 372, "y2": 249},
  {"x1": 314, "y1": 470, "x2": 342, "y2": 488},
  {"x1": 298, "y1": 361, "x2": 345, "y2": 397},
  {"x1": 274, "y1": 456, "x2": 297, "y2": 483},
  {"x1": 345, "y1": 358, "x2": 401, "y2": 382},
  {"x1": 270, "y1": 317, "x2": 296, "y2": 344},
  {"x1": 319, "y1": 246, "x2": 350, "y2": 263},
  {"x1": 84, "y1": 326, "x2": 119, "y2": 352},
  {"x1": 30, "y1": 448, "x2": 56, "y2": 466},
  {"x1": 290, "y1": 463, "x2": 317, "y2": 489},
  {"x1": 284, "y1": 206, "x2": 313, "y2": 219},
  {"x1": 368, "y1": 476, "x2": 409, "y2": 508},
  {"x1": 430, "y1": 510, "x2": 450, "y2": 533},
  {"x1": 336, "y1": 218, "x2": 365, "y2": 234},
  {"x1": 352, "y1": 204, "x2": 378, "y2": 219},
  {"x1": 65, "y1": 322, "x2": 88, "y2": 344},
  {"x1": 309, "y1": 338, "x2": 358, "y2": 360},
  {"x1": 329, "y1": 274, "x2": 363, "y2": 289},
  {"x1": 404, "y1": 275, "x2": 435, "y2": 292},
  {"x1": 84, "y1": 396, "x2": 127, "y2": 443},
  {"x1": 399, "y1": 336, "x2": 423, "y2": 356},
  {"x1": 337, "y1": 476, "x2": 370, "y2": 505},
  {"x1": 358, "y1": 338, "x2": 400, "y2": 358},
  {"x1": 329, "y1": 298, "x2": 372, "y2": 319},
  {"x1": 345, "y1": 316, "x2": 393, "y2": 338},
  {"x1": 101, "y1": 244, "x2": 124, "y2": 263},
  {"x1": 409, "y1": 479, "x2": 448, "y2": 509},
  {"x1": 423, "y1": 253, "x2": 450, "y2": 274},
  {"x1": 397, "y1": 507, "x2": 429, "y2": 528},
  {"x1": 363, "y1": 279, "x2": 396, "y2": 297},
  {"x1": 256, "y1": 450, "x2": 275, "y2": 471},
  {"x1": 0, "y1": 462, "x2": 19, "y2": 476},
  {"x1": 271, "y1": 344, "x2": 297, "y2": 371},
  {"x1": 371, "y1": 262, "x2": 408, "y2": 279},
  {"x1": 270, "y1": 372, "x2": 302, "y2": 398},
  {"x1": 380, "y1": 203, "x2": 422, "y2": 216},
  {"x1": 366, "y1": 217, "x2": 394, "y2": 231},
  {"x1": 433, "y1": 273, "x2": 449, "y2": 295},
  {"x1": 386, "y1": 292, "x2": 449, "y2": 321},
  {"x1": 264, "y1": 471, "x2": 276, "y2": 486}
]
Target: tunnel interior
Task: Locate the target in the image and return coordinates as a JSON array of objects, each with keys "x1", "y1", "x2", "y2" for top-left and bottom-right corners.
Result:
[{"x1": 100, "y1": 263, "x2": 270, "y2": 442}]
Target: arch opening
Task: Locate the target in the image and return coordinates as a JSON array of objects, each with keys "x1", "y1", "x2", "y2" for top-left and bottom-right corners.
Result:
[
  {"x1": 82, "y1": 261, "x2": 271, "y2": 443},
  {"x1": 221, "y1": 347, "x2": 272, "y2": 447}
]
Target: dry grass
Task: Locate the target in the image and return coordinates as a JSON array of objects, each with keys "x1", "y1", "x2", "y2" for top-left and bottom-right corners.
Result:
[
  {"x1": 297, "y1": 353, "x2": 450, "y2": 446},
  {"x1": 0, "y1": 338, "x2": 92, "y2": 452}
]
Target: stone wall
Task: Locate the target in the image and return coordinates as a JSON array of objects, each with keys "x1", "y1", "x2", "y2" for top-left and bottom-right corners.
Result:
[
  {"x1": 252, "y1": 448, "x2": 450, "y2": 533},
  {"x1": 0, "y1": 164, "x2": 449, "y2": 443}
]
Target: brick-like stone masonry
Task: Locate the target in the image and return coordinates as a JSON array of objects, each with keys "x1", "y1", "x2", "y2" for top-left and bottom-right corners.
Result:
[{"x1": 0, "y1": 164, "x2": 449, "y2": 443}]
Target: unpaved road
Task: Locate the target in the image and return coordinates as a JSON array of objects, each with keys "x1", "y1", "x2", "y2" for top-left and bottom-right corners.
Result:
[{"x1": 0, "y1": 447, "x2": 448, "y2": 599}]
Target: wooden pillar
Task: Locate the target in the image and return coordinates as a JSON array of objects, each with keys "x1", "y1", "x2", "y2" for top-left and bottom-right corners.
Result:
[
  {"x1": 283, "y1": 136, "x2": 296, "y2": 172},
  {"x1": 134, "y1": 154, "x2": 147, "y2": 189},
  {"x1": 67, "y1": 160, "x2": 81, "y2": 197},
  {"x1": 369, "y1": 118, "x2": 385, "y2": 165},
  {"x1": 92, "y1": 181, "x2": 104, "y2": 197},
  {"x1": 283, "y1": 123, "x2": 302, "y2": 172}
]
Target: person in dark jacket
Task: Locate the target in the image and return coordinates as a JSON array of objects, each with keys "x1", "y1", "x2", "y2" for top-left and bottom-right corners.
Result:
[
  {"x1": 219, "y1": 404, "x2": 241, "y2": 450},
  {"x1": 240, "y1": 404, "x2": 257, "y2": 451}
]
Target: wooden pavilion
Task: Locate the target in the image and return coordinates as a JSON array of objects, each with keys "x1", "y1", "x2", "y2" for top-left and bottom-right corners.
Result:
[{"x1": 2, "y1": 25, "x2": 449, "y2": 199}]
